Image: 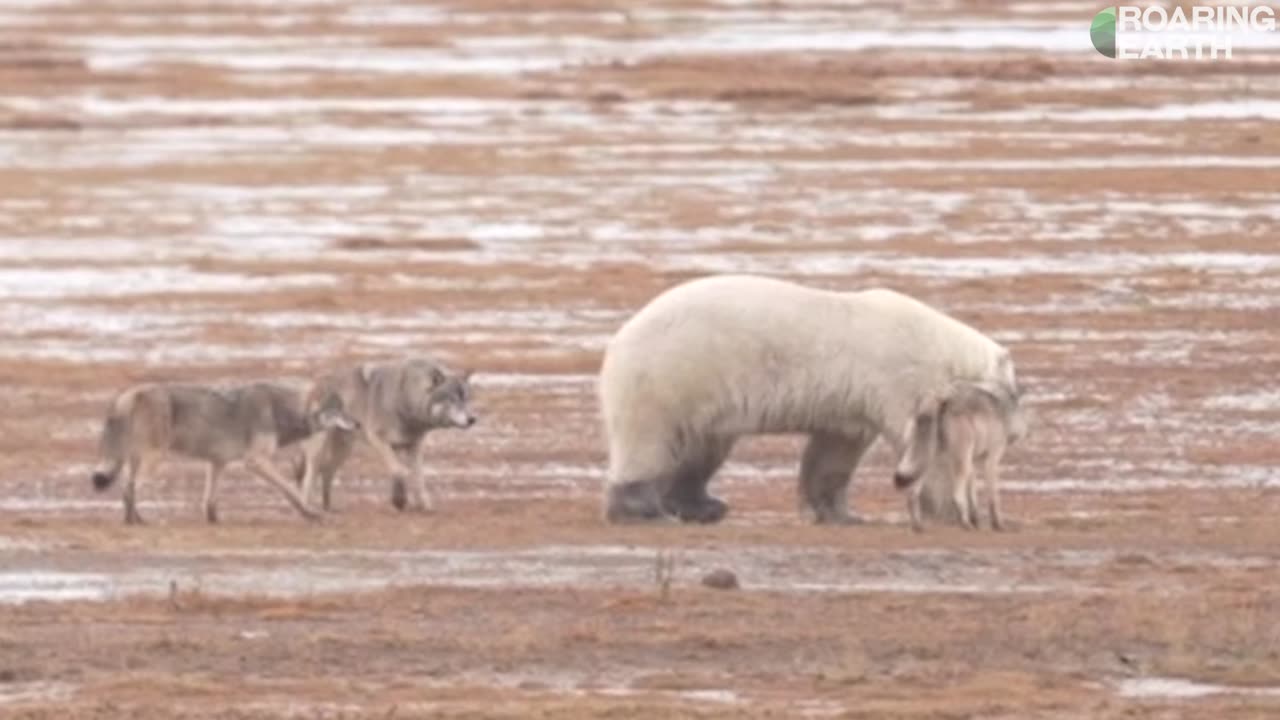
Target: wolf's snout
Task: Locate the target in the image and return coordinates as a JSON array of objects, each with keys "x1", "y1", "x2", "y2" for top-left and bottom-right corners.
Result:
[{"x1": 446, "y1": 406, "x2": 476, "y2": 428}]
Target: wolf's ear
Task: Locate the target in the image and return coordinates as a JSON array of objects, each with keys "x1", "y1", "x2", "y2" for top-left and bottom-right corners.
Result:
[
  {"x1": 317, "y1": 406, "x2": 358, "y2": 432},
  {"x1": 306, "y1": 388, "x2": 335, "y2": 414},
  {"x1": 973, "y1": 378, "x2": 1018, "y2": 407},
  {"x1": 358, "y1": 363, "x2": 376, "y2": 384}
]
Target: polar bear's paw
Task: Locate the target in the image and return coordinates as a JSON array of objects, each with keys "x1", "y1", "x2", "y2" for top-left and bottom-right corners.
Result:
[
  {"x1": 605, "y1": 480, "x2": 668, "y2": 524},
  {"x1": 664, "y1": 495, "x2": 729, "y2": 525}
]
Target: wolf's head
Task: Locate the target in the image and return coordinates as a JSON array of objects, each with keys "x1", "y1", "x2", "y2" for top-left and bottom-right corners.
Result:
[
  {"x1": 892, "y1": 409, "x2": 939, "y2": 490},
  {"x1": 404, "y1": 362, "x2": 477, "y2": 430},
  {"x1": 307, "y1": 390, "x2": 359, "y2": 433}
]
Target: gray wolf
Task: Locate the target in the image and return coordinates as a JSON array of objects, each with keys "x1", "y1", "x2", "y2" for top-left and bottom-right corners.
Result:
[
  {"x1": 896, "y1": 381, "x2": 1027, "y2": 532},
  {"x1": 297, "y1": 358, "x2": 476, "y2": 512},
  {"x1": 91, "y1": 380, "x2": 356, "y2": 524}
]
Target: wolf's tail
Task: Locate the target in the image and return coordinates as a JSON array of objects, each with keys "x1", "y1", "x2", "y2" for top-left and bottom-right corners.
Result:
[{"x1": 91, "y1": 391, "x2": 137, "y2": 491}]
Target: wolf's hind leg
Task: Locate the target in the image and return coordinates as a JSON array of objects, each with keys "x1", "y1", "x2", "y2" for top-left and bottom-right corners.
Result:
[
  {"x1": 246, "y1": 453, "x2": 322, "y2": 522},
  {"x1": 660, "y1": 436, "x2": 735, "y2": 524},
  {"x1": 123, "y1": 456, "x2": 149, "y2": 526},
  {"x1": 318, "y1": 429, "x2": 356, "y2": 511},
  {"x1": 202, "y1": 462, "x2": 225, "y2": 524}
]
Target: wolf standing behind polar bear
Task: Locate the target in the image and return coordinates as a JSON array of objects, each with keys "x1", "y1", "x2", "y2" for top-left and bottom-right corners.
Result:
[{"x1": 599, "y1": 274, "x2": 1021, "y2": 524}]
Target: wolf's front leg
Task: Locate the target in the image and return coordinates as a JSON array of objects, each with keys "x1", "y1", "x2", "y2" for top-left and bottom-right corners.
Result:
[
  {"x1": 296, "y1": 433, "x2": 325, "y2": 507},
  {"x1": 202, "y1": 462, "x2": 224, "y2": 524},
  {"x1": 364, "y1": 432, "x2": 416, "y2": 512},
  {"x1": 405, "y1": 435, "x2": 435, "y2": 513}
]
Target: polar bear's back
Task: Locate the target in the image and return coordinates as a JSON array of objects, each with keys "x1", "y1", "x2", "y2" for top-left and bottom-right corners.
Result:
[
  {"x1": 608, "y1": 274, "x2": 849, "y2": 356},
  {"x1": 604, "y1": 275, "x2": 1001, "y2": 378},
  {"x1": 599, "y1": 275, "x2": 1008, "y2": 442}
]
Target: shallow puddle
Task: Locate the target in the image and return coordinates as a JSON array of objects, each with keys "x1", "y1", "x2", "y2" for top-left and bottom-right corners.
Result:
[
  {"x1": 1116, "y1": 677, "x2": 1280, "y2": 700},
  {"x1": 0, "y1": 542, "x2": 1211, "y2": 604},
  {"x1": 0, "y1": 682, "x2": 75, "y2": 706}
]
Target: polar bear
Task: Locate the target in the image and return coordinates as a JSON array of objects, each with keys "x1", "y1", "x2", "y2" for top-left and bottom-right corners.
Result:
[{"x1": 598, "y1": 274, "x2": 1019, "y2": 524}]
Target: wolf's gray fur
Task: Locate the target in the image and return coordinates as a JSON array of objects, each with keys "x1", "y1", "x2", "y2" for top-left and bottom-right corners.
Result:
[
  {"x1": 895, "y1": 381, "x2": 1026, "y2": 532},
  {"x1": 297, "y1": 358, "x2": 476, "y2": 512},
  {"x1": 91, "y1": 380, "x2": 356, "y2": 525}
]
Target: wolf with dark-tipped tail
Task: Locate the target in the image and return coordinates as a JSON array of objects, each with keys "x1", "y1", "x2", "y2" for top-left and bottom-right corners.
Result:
[{"x1": 92, "y1": 380, "x2": 356, "y2": 525}]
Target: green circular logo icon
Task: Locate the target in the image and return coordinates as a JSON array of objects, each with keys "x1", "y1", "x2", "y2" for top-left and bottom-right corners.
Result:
[{"x1": 1091, "y1": 7, "x2": 1118, "y2": 58}]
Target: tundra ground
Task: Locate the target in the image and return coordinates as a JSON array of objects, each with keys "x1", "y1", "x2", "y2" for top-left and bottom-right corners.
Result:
[{"x1": 2, "y1": 0, "x2": 1279, "y2": 717}]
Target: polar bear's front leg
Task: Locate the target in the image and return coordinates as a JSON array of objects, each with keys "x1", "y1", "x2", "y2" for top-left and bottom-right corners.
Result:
[{"x1": 799, "y1": 428, "x2": 877, "y2": 525}]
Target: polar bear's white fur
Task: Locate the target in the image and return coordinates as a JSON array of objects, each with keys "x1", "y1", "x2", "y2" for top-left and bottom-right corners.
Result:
[{"x1": 599, "y1": 274, "x2": 1018, "y2": 524}]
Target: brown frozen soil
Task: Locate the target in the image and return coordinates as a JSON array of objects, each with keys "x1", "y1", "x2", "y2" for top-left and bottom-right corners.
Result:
[{"x1": 2, "y1": 0, "x2": 1280, "y2": 717}]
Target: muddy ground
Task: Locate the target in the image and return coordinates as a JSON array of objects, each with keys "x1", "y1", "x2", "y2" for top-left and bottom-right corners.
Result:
[{"x1": 2, "y1": 0, "x2": 1280, "y2": 717}]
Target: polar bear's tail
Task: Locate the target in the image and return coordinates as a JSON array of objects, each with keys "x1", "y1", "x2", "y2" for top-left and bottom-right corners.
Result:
[{"x1": 598, "y1": 343, "x2": 684, "y2": 522}]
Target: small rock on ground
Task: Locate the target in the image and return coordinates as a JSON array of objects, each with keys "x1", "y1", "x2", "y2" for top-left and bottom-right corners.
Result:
[{"x1": 701, "y1": 568, "x2": 739, "y2": 590}]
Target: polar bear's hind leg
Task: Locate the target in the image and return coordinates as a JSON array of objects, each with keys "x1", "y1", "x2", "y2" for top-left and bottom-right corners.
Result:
[{"x1": 660, "y1": 435, "x2": 736, "y2": 524}]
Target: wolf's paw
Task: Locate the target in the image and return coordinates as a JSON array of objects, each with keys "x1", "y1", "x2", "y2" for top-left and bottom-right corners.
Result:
[{"x1": 390, "y1": 476, "x2": 409, "y2": 511}]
